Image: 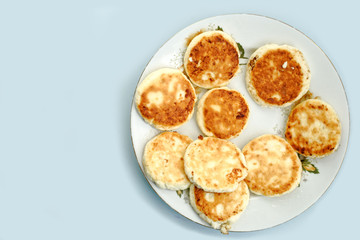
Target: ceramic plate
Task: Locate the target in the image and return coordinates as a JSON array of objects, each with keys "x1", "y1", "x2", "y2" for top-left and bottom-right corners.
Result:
[{"x1": 130, "y1": 14, "x2": 349, "y2": 231}]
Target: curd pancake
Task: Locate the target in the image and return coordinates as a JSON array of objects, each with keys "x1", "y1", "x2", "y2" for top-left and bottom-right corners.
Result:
[
  {"x1": 246, "y1": 44, "x2": 311, "y2": 107},
  {"x1": 135, "y1": 68, "x2": 196, "y2": 130},
  {"x1": 197, "y1": 87, "x2": 250, "y2": 139},
  {"x1": 143, "y1": 131, "x2": 192, "y2": 190},
  {"x1": 184, "y1": 31, "x2": 240, "y2": 89},
  {"x1": 189, "y1": 181, "x2": 249, "y2": 234},
  {"x1": 184, "y1": 137, "x2": 248, "y2": 193},
  {"x1": 285, "y1": 99, "x2": 341, "y2": 157},
  {"x1": 242, "y1": 134, "x2": 302, "y2": 196}
]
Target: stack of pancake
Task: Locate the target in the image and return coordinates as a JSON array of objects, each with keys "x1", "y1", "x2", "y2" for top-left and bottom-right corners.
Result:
[{"x1": 135, "y1": 29, "x2": 341, "y2": 234}]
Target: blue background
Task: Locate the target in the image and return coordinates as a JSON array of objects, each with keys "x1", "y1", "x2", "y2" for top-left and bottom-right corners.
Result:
[{"x1": 0, "y1": 0, "x2": 358, "y2": 239}]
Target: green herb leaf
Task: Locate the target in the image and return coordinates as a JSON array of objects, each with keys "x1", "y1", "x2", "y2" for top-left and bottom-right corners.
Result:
[
  {"x1": 216, "y1": 26, "x2": 224, "y2": 31},
  {"x1": 297, "y1": 153, "x2": 307, "y2": 161},
  {"x1": 301, "y1": 158, "x2": 320, "y2": 174},
  {"x1": 237, "y1": 42, "x2": 248, "y2": 59},
  {"x1": 176, "y1": 190, "x2": 183, "y2": 198}
]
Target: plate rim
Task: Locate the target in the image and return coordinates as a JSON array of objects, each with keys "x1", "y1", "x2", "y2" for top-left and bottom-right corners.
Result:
[{"x1": 129, "y1": 13, "x2": 350, "y2": 232}]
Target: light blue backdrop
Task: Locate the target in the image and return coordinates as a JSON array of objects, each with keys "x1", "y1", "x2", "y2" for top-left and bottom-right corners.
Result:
[{"x1": 0, "y1": 0, "x2": 358, "y2": 239}]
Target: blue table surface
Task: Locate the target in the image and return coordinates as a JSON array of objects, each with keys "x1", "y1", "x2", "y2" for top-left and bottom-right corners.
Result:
[{"x1": 1, "y1": 0, "x2": 359, "y2": 239}]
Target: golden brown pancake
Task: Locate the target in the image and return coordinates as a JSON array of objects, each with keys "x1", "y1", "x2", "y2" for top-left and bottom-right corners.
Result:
[
  {"x1": 197, "y1": 87, "x2": 250, "y2": 139},
  {"x1": 184, "y1": 137, "x2": 248, "y2": 193},
  {"x1": 135, "y1": 68, "x2": 196, "y2": 130},
  {"x1": 285, "y1": 99, "x2": 341, "y2": 157},
  {"x1": 246, "y1": 44, "x2": 310, "y2": 107},
  {"x1": 242, "y1": 134, "x2": 302, "y2": 196},
  {"x1": 189, "y1": 181, "x2": 249, "y2": 233},
  {"x1": 184, "y1": 31, "x2": 240, "y2": 89},
  {"x1": 143, "y1": 131, "x2": 192, "y2": 190}
]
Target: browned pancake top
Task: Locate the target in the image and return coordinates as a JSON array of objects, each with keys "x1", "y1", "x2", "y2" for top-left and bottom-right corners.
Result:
[
  {"x1": 186, "y1": 33, "x2": 239, "y2": 87},
  {"x1": 243, "y1": 134, "x2": 301, "y2": 196},
  {"x1": 193, "y1": 181, "x2": 248, "y2": 222},
  {"x1": 184, "y1": 137, "x2": 248, "y2": 192},
  {"x1": 249, "y1": 49, "x2": 304, "y2": 106},
  {"x1": 202, "y1": 88, "x2": 249, "y2": 139},
  {"x1": 285, "y1": 99, "x2": 341, "y2": 157},
  {"x1": 143, "y1": 131, "x2": 192, "y2": 189},
  {"x1": 137, "y1": 72, "x2": 196, "y2": 128}
]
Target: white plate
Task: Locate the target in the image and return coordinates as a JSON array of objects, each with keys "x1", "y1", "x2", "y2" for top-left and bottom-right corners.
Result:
[{"x1": 130, "y1": 14, "x2": 349, "y2": 231}]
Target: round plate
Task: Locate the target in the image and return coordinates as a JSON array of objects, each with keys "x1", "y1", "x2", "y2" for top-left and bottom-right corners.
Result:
[{"x1": 130, "y1": 14, "x2": 349, "y2": 231}]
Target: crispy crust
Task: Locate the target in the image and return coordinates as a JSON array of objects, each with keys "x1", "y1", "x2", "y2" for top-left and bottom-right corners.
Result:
[
  {"x1": 197, "y1": 87, "x2": 250, "y2": 139},
  {"x1": 184, "y1": 31, "x2": 240, "y2": 89},
  {"x1": 242, "y1": 134, "x2": 302, "y2": 196},
  {"x1": 246, "y1": 44, "x2": 310, "y2": 107},
  {"x1": 135, "y1": 68, "x2": 196, "y2": 130},
  {"x1": 285, "y1": 99, "x2": 341, "y2": 157}
]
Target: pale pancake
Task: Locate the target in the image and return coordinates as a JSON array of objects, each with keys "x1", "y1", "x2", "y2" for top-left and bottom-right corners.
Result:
[
  {"x1": 242, "y1": 134, "x2": 302, "y2": 196},
  {"x1": 189, "y1": 181, "x2": 249, "y2": 233},
  {"x1": 184, "y1": 31, "x2": 240, "y2": 89},
  {"x1": 143, "y1": 132, "x2": 192, "y2": 190},
  {"x1": 135, "y1": 68, "x2": 196, "y2": 130},
  {"x1": 246, "y1": 44, "x2": 311, "y2": 107},
  {"x1": 197, "y1": 87, "x2": 250, "y2": 139},
  {"x1": 285, "y1": 99, "x2": 341, "y2": 157},
  {"x1": 184, "y1": 137, "x2": 248, "y2": 193}
]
